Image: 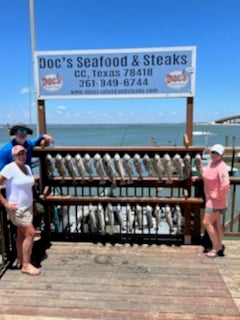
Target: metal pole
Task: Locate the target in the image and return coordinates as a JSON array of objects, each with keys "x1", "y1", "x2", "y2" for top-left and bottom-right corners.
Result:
[
  {"x1": 29, "y1": 0, "x2": 36, "y2": 58},
  {"x1": 29, "y1": 0, "x2": 39, "y2": 134}
]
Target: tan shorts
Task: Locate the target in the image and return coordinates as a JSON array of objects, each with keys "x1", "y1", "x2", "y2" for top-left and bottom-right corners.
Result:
[{"x1": 7, "y1": 206, "x2": 33, "y2": 227}]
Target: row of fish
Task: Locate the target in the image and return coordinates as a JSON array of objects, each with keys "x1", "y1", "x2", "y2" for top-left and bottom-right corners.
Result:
[
  {"x1": 70, "y1": 203, "x2": 184, "y2": 235},
  {"x1": 46, "y1": 152, "x2": 202, "y2": 185}
]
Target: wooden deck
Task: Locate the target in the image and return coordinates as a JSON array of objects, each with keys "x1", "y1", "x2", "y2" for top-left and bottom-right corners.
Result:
[{"x1": 0, "y1": 240, "x2": 240, "y2": 320}]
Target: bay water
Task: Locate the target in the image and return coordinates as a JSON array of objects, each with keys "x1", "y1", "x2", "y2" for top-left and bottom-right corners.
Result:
[{"x1": 1, "y1": 122, "x2": 239, "y2": 147}]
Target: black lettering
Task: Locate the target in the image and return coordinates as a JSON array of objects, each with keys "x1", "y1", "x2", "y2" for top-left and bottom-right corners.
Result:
[
  {"x1": 156, "y1": 55, "x2": 164, "y2": 65},
  {"x1": 143, "y1": 55, "x2": 150, "y2": 66},
  {"x1": 74, "y1": 70, "x2": 86, "y2": 77},
  {"x1": 77, "y1": 55, "x2": 128, "y2": 68},
  {"x1": 165, "y1": 55, "x2": 172, "y2": 65},
  {"x1": 39, "y1": 58, "x2": 46, "y2": 69},
  {"x1": 76, "y1": 56, "x2": 83, "y2": 68},
  {"x1": 143, "y1": 53, "x2": 188, "y2": 66},
  {"x1": 92, "y1": 57, "x2": 99, "y2": 67},
  {"x1": 39, "y1": 58, "x2": 62, "y2": 68},
  {"x1": 66, "y1": 58, "x2": 73, "y2": 68},
  {"x1": 84, "y1": 58, "x2": 91, "y2": 67},
  {"x1": 104, "y1": 58, "x2": 111, "y2": 67},
  {"x1": 181, "y1": 54, "x2": 187, "y2": 64},
  {"x1": 55, "y1": 59, "x2": 61, "y2": 68},
  {"x1": 172, "y1": 54, "x2": 180, "y2": 65}
]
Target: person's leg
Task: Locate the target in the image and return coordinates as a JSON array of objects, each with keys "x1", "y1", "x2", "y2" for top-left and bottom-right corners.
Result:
[
  {"x1": 202, "y1": 212, "x2": 222, "y2": 257},
  {"x1": 20, "y1": 224, "x2": 41, "y2": 275},
  {"x1": 16, "y1": 227, "x2": 24, "y2": 266},
  {"x1": 214, "y1": 213, "x2": 225, "y2": 256}
]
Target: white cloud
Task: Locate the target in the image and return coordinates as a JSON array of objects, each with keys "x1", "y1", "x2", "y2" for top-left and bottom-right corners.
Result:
[
  {"x1": 56, "y1": 105, "x2": 68, "y2": 115},
  {"x1": 19, "y1": 87, "x2": 31, "y2": 95},
  {"x1": 57, "y1": 105, "x2": 67, "y2": 111}
]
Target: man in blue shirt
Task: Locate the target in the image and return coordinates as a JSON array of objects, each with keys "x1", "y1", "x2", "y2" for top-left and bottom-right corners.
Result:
[{"x1": 0, "y1": 123, "x2": 54, "y2": 170}]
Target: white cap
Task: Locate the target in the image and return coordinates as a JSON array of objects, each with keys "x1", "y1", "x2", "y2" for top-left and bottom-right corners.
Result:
[
  {"x1": 211, "y1": 144, "x2": 224, "y2": 156},
  {"x1": 12, "y1": 145, "x2": 27, "y2": 155}
]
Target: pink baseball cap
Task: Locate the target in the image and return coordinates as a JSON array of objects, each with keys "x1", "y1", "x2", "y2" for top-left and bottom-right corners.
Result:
[{"x1": 12, "y1": 145, "x2": 27, "y2": 155}]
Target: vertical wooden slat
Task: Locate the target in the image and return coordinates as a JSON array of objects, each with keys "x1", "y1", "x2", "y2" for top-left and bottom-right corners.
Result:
[
  {"x1": 37, "y1": 99, "x2": 47, "y2": 134},
  {"x1": 186, "y1": 97, "x2": 194, "y2": 146}
]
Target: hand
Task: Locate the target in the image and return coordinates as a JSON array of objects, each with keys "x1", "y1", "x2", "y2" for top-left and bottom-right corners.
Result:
[
  {"x1": 5, "y1": 201, "x2": 18, "y2": 211},
  {"x1": 209, "y1": 191, "x2": 218, "y2": 199},
  {"x1": 43, "y1": 134, "x2": 54, "y2": 144},
  {"x1": 40, "y1": 134, "x2": 54, "y2": 148}
]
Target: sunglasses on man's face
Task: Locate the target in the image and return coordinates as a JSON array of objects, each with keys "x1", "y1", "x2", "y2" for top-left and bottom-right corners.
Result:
[{"x1": 16, "y1": 129, "x2": 28, "y2": 134}]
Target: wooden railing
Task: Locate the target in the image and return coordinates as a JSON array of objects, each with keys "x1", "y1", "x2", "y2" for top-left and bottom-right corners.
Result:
[
  {"x1": 32, "y1": 146, "x2": 205, "y2": 246},
  {"x1": 224, "y1": 177, "x2": 240, "y2": 236},
  {"x1": 0, "y1": 192, "x2": 15, "y2": 276}
]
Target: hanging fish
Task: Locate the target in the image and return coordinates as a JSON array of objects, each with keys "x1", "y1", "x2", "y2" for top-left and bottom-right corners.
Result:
[
  {"x1": 173, "y1": 154, "x2": 184, "y2": 180},
  {"x1": 88, "y1": 203, "x2": 97, "y2": 232},
  {"x1": 116, "y1": 203, "x2": 125, "y2": 230},
  {"x1": 133, "y1": 153, "x2": 143, "y2": 180},
  {"x1": 114, "y1": 153, "x2": 125, "y2": 184},
  {"x1": 163, "y1": 153, "x2": 173, "y2": 183},
  {"x1": 64, "y1": 154, "x2": 76, "y2": 182},
  {"x1": 135, "y1": 204, "x2": 143, "y2": 230},
  {"x1": 126, "y1": 203, "x2": 133, "y2": 232},
  {"x1": 153, "y1": 154, "x2": 164, "y2": 182},
  {"x1": 55, "y1": 153, "x2": 65, "y2": 180},
  {"x1": 45, "y1": 153, "x2": 54, "y2": 178},
  {"x1": 146, "y1": 205, "x2": 153, "y2": 230},
  {"x1": 154, "y1": 204, "x2": 161, "y2": 232},
  {"x1": 96, "y1": 203, "x2": 105, "y2": 233},
  {"x1": 75, "y1": 153, "x2": 85, "y2": 183},
  {"x1": 93, "y1": 153, "x2": 106, "y2": 185},
  {"x1": 105, "y1": 202, "x2": 114, "y2": 234},
  {"x1": 122, "y1": 153, "x2": 133, "y2": 184},
  {"x1": 173, "y1": 204, "x2": 183, "y2": 234},
  {"x1": 165, "y1": 204, "x2": 174, "y2": 234},
  {"x1": 98, "y1": 187, "x2": 112, "y2": 197},
  {"x1": 183, "y1": 153, "x2": 192, "y2": 178},
  {"x1": 103, "y1": 153, "x2": 117, "y2": 189},
  {"x1": 83, "y1": 153, "x2": 93, "y2": 181},
  {"x1": 194, "y1": 154, "x2": 202, "y2": 173},
  {"x1": 143, "y1": 154, "x2": 154, "y2": 176}
]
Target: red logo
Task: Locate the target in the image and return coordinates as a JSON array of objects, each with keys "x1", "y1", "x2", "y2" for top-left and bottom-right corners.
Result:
[
  {"x1": 165, "y1": 70, "x2": 189, "y2": 90},
  {"x1": 41, "y1": 74, "x2": 63, "y2": 92}
]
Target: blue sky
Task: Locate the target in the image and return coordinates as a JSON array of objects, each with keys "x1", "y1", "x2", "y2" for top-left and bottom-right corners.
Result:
[{"x1": 1, "y1": 0, "x2": 240, "y2": 125}]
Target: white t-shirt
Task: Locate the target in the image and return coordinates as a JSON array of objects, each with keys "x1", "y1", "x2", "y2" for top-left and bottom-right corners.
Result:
[{"x1": 1, "y1": 162, "x2": 34, "y2": 210}]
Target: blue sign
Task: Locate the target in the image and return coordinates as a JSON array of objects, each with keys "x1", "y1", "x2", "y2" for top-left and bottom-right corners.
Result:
[{"x1": 34, "y1": 46, "x2": 196, "y2": 99}]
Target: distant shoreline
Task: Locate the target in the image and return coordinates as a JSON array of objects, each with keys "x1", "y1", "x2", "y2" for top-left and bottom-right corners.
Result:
[{"x1": 0, "y1": 122, "x2": 233, "y2": 127}]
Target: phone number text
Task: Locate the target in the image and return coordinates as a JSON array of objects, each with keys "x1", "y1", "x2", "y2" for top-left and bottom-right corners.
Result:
[{"x1": 78, "y1": 78, "x2": 149, "y2": 88}]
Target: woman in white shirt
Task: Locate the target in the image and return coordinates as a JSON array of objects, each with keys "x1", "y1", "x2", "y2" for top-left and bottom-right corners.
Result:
[{"x1": 0, "y1": 145, "x2": 41, "y2": 275}]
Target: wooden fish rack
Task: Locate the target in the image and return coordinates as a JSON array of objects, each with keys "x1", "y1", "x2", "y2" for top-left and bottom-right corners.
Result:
[{"x1": 32, "y1": 145, "x2": 205, "y2": 246}]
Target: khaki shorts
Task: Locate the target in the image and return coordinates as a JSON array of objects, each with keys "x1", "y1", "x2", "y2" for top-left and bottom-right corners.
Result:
[{"x1": 7, "y1": 206, "x2": 33, "y2": 227}]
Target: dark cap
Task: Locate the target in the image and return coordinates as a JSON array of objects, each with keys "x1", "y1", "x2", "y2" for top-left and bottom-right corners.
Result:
[{"x1": 9, "y1": 123, "x2": 33, "y2": 135}]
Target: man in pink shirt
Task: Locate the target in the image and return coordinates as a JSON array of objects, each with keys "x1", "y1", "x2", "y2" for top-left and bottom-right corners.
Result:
[{"x1": 196, "y1": 144, "x2": 230, "y2": 258}]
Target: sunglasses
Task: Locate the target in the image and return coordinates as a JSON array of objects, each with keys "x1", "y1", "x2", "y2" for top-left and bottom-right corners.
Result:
[
  {"x1": 211, "y1": 151, "x2": 220, "y2": 155},
  {"x1": 16, "y1": 129, "x2": 28, "y2": 134}
]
